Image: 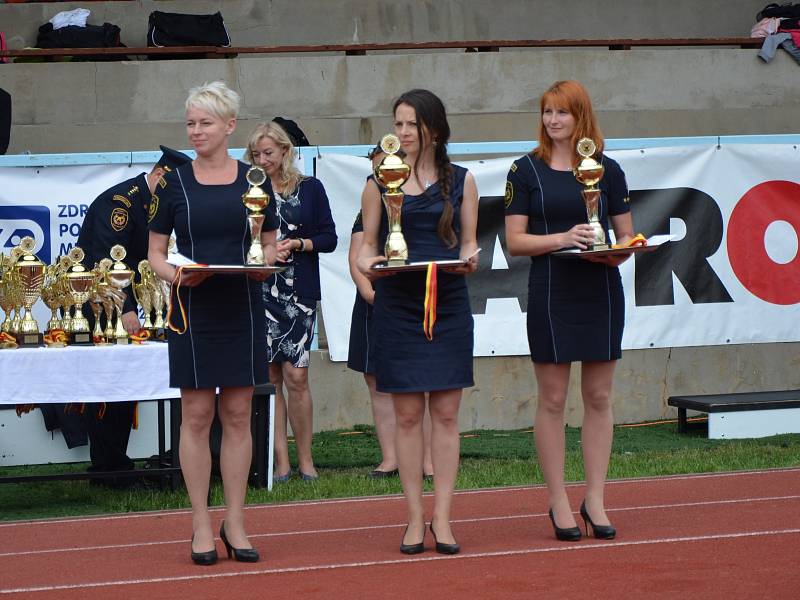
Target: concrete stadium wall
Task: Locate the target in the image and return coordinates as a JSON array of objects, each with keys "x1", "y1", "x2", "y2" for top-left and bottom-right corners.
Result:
[
  {"x1": 1, "y1": 0, "x2": 766, "y2": 49},
  {"x1": 311, "y1": 343, "x2": 800, "y2": 430},
  {"x1": 3, "y1": 47, "x2": 799, "y2": 155}
]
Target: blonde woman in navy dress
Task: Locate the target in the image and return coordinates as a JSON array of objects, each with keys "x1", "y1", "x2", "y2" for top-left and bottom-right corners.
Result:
[
  {"x1": 505, "y1": 80, "x2": 634, "y2": 542},
  {"x1": 148, "y1": 81, "x2": 278, "y2": 565},
  {"x1": 245, "y1": 121, "x2": 337, "y2": 482},
  {"x1": 357, "y1": 89, "x2": 479, "y2": 554}
]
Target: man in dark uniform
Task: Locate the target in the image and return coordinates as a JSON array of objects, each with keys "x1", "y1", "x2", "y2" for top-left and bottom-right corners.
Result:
[{"x1": 77, "y1": 145, "x2": 191, "y2": 486}]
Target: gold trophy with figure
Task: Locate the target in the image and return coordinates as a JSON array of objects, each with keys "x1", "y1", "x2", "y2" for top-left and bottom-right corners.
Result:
[
  {"x1": 0, "y1": 252, "x2": 15, "y2": 335},
  {"x1": 573, "y1": 138, "x2": 608, "y2": 250},
  {"x1": 64, "y1": 247, "x2": 94, "y2": 345},
  {"x1": 242, "y1": 166, "x2": 271, "y2": 265},
  {"x1": 56, "y1": 255, "x2": 75, "y2": 335},
  {"x1": 93, "y1": 258, "x2": 116, "y2": 344},
  {"x1": 13, "y1": 237, "x2": 46, "y2": 347},
  {"x1": 40, "y1": 263, "x2": 63, "y2": 333},
  {"x1": 134, "y1": 260, "x2": 155, "y2": 331},
  {"x1": 376, "y1": 134, "x2": 412, "y2": 265},
  {"x1": 106, "y1": 245, "x2": 136, "y2": 344}
]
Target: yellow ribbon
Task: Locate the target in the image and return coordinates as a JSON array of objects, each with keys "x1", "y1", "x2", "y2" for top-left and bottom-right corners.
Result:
[
  {"x1": 612, "y1": 233, "x2": 648, "y2": 249},
  {"x1": 423, "y1": 262, "x2": 438, "y2": 341},
  {"x1": 166, "y1": 266, "x2": 188, "y2": 334}
]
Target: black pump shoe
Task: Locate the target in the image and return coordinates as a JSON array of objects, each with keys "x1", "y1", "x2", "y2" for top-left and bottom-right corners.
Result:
[
  {"x1": 430, "y1": 522, "x2": 460, "y2": 555},
  {"x1": 580, "y1": 501, "x2": 616, "y2": 540},
  {"x1": 548, "y1": 509, "x2": 582, "y2": 541},
  {"x1": 399, "y1": 524, "x2": 425, "y2": 555},
  {"x1": 190, "y1": 535, "x2": 218, "y2": 566},
  {"x1": 220, "y1": 521, "x2": 260, "y2": 562}
]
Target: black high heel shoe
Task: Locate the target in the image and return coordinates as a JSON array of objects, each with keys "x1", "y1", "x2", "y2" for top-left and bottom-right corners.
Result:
[
  {"x1": 429, "y1": 522, "x2": 460, "y2": 555},
  {"x1": 548, "y1": 509, "x2": 582, "y2": 541},
  {"x1": 220, "y1": 521, "x2": 260, "y2": 562},
  {"x1": 399, "y1": 524, "x2": 425, "y2": 555},
  {"x1": 190, "y1": 534, "x2": 218, "y2": 566},
  {"x1": 579, "y1": 501, "x2": 616, "y2": 540}
]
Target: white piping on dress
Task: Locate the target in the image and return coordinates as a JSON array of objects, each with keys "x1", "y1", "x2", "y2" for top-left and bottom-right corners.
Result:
[
  {"x1": 525, "y1": 155, "x2": 558, "y2": 363},
  {"x1": 176, "y1": 168, "x2": 199, "y2": 388}
]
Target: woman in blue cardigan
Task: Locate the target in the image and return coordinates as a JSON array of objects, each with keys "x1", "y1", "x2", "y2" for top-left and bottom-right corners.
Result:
[{"x1": 245, "y1": 121, "x2": 337, "y2": 482}]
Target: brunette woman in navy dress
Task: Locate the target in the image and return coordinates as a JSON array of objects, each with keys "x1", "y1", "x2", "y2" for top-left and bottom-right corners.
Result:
[
  {"x1": 505, "y1": 80, "x2": 634, "y2": 542},
  {"x1": 357, "y1": 89, "x2": 479, "y2": 555},
  {"x1": 148, "y1": 81, "x2": 278, "y2": 565}
]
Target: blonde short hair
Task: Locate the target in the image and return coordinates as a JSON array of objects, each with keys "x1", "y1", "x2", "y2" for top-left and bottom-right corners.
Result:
[{"x1": 185, "y1": 81, "x2": 240, "y2": 121}]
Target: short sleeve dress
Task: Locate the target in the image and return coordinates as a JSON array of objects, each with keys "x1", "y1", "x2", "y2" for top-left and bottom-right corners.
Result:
[
  {"x1": 346, "y1": 210, "x2": 375, "y2": 374},
  {"x1": 372, "y1": 165, "x2": 475, "y2": 393},
  {"x1": 505, "y1": 153, "x2": 631, "y2": 363},
  {"x1": 148, "y1": 161, "x2": 279, "y2": 389}
]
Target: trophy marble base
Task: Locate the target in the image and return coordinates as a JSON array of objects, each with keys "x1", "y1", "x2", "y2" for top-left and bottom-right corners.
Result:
[
  {"x1": 14, "y1": 333, "x2": 43, "y2": 348},
  {"x1": 113, "y1": 337, "x2": 131, "y2": 345},
  {"x1": 68, "y1": 331, "x2": 94, "y2": 346}
]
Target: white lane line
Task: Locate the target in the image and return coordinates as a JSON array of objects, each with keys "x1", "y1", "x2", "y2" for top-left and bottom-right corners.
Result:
[
  {"x1": 2, "y1": 527, "x2": 799, "y2": 595},
  {"x1": 2, "y1": 466, "x2": 798, "y2": 529},
  {"x1": 3, "y1": 494, "x2": 799, "y2": 558}
]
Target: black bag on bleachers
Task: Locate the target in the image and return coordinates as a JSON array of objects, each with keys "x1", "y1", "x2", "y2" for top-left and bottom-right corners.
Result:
[
  {"x1": 147, "y1": 11, "x2": 231, "y2": 48},
  {"x1": 36, "y1": 22, "x2": 122, "y2": 49}
]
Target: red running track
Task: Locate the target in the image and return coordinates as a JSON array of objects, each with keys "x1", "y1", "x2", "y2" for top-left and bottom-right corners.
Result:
[{"x1": 1, "y1": 468, "x2": 799, "y2": 599}]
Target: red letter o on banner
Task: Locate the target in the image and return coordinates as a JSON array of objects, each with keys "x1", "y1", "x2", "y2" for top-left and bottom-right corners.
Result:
[{"x1": 727, "y1": 180, "x2": 800, "y2": 305}]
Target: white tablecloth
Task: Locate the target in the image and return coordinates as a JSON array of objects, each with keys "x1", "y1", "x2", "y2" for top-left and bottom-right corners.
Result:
[{"x1": 0, "y1": 343, "x2": 174, "y2": 404}]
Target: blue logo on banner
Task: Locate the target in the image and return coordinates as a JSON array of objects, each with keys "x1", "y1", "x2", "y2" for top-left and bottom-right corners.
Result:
[{"x1": 0, "y1": 206, "x2": 52, "y2": 263}]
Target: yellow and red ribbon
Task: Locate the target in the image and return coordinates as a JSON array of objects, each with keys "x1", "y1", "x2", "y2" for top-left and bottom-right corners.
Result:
[
  {"x1": 166, "y1": 266, "x2": 189, "y2": 334},
  {"x1": 129, "y1": 328, "x2": 151, "y2": 344},
  {"x1": 0, "y1": 332, "x2": 18, "y2": 348},
  {"x1": 423, "y1": 262, "x2": 438, "y2": 341},
  {"x1": 612, "y1": 233, "x2": 648, "y2": 249},
  {"x1": 43, "y1": 328, "x2": 67, "y2": 346}
]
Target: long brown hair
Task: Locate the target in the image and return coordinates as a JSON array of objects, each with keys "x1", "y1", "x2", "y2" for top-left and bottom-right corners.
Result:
[
  {"x1": 532, "y1": 80, "x2": 604, "y2": 168},
  {"x1": 393, "y1": 89, "x2": 457, "y2": 248}
]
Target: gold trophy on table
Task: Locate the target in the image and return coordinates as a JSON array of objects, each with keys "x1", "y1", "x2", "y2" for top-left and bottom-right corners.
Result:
[
  {"x1": 106, "y1": 245, "x2": 135, "y2": 344},
  {"x1": 41, "y1": 262, "x2": 64, "y2": 334},
  {"x1": 0, "y1": 253, "x2": 15, "y2": 335},
  {"x1": 573, "y1": 138, "x2": 608, "y2": 250},
  {"x1": 242, "y1": 166, "x2": 271, "y2": 265},
  {"x1": 134, "y1": 260, "x2": 155, "y2": 331},
  {"x1": 64, "y1": 247, "x2": 95, "y2": 345},
  {"x1": 12, "y1": 237, "x2": 46, "y2": 347},
  {"x1": 91, "y1": 258, "x2": 117, "y2": 344},
  {"x1": 375, "y1": 133, "x2": 412, "y2": 265},
  {"x1": 0, "y1": 252, "x2": 19, "y2": 347}
]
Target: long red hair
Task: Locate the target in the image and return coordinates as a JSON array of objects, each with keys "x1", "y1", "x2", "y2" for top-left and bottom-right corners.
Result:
[{"x1": 532, "y1": 80, "x2": 604, "y2": 168}]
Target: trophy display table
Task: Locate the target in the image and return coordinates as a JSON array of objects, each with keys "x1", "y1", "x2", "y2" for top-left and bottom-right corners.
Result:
[{"x1": 0, "y1": 344, "x2": 276, "y2": 490}]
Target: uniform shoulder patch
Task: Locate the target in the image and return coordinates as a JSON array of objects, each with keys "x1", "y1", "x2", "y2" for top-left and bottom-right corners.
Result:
[
  {"x1": 504, "y1": 181, "x2": 514, "y2": 208},
  {"x1": 127, "y1": 185, "x2": 139, "y2": 196},
  {"x1": 110, "y1": 207, "x2": 129, "y2": 232},
  {"x1": 509, "y1": 162, "x2": 518, "y2": 173},
  {"x1": 112, "y1": 194, "x2": 132, "y2": 208},
  {"x1": 148, "y1": 193, "x2": 159, "y2": 223}
]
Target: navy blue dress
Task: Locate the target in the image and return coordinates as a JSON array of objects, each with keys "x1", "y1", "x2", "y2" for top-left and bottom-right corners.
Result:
[
  {"x1": 505, "y1": 153, "x2": 630, "y2": 363},
  {"x1": 148, "y1": 161, "x2": 279, "y2": 389},
  {"x1": 372, "y1": 165, "x2": 475, "y2": 393},
  {"x1": 347, "y1": 210, "x2": 375, "y2": 374}
]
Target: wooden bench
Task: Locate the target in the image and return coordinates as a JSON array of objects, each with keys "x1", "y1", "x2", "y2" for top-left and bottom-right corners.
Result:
[
  {"x1": 667, "y1": 390, "x2": 800, "y2": 439},
  {"x1": 0, "y1": 37, "x2": 763, "y2": 62}
]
